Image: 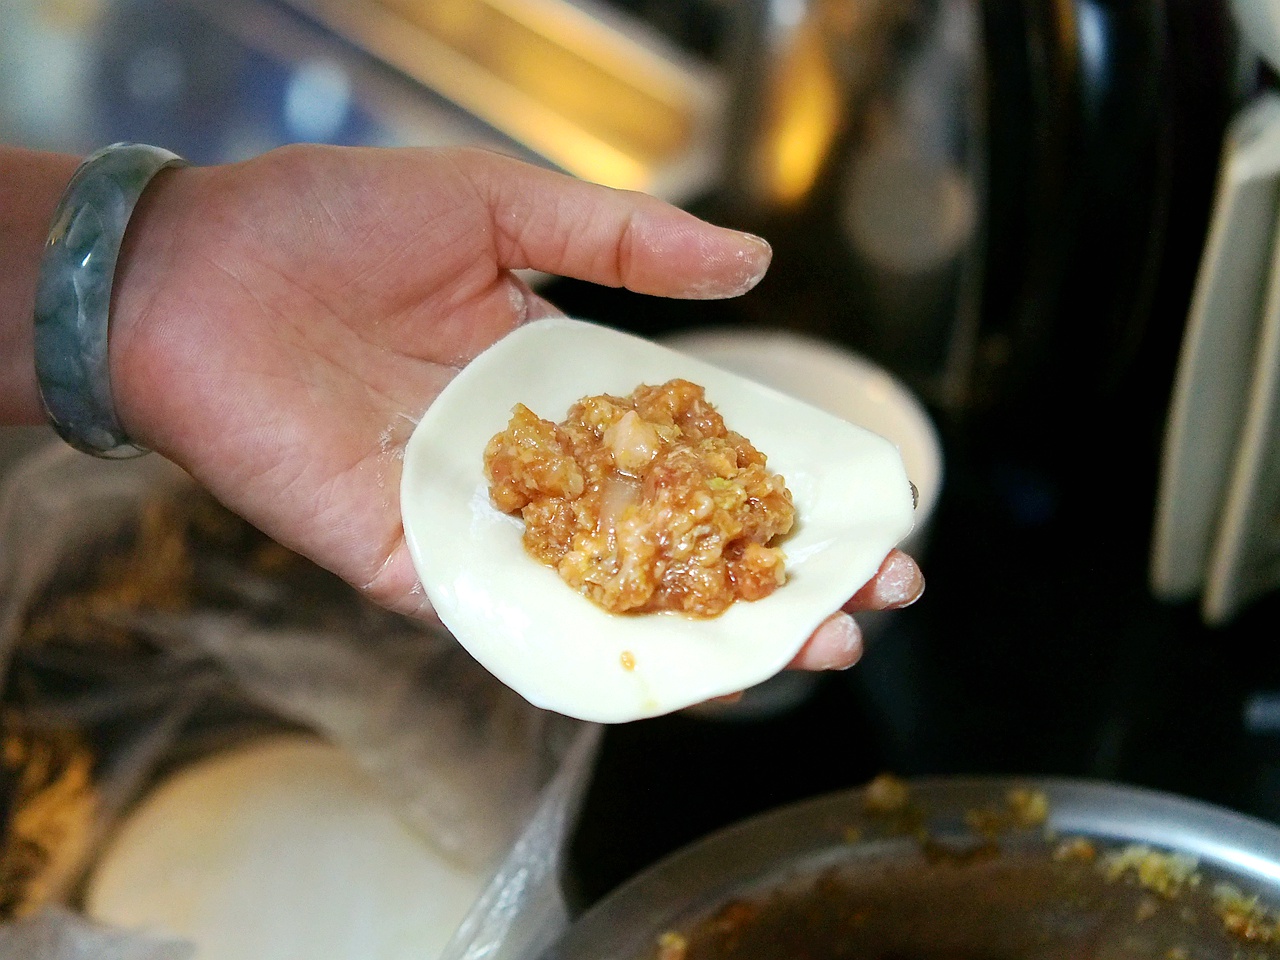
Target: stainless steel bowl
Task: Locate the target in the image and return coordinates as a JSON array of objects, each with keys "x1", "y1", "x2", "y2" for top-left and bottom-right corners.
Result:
[{"x1": 549, "y1": 778, "x2": 1280, "y2": 960}]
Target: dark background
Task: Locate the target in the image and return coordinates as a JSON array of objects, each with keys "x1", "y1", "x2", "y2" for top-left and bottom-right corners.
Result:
[{"x1": 555, "y1": 0, "x2": 1280, "y2": 909}]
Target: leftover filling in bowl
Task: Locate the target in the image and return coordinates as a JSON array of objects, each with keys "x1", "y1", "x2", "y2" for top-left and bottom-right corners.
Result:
[{"x1": 484, "y1": 379, "x2": 795, "y2": 618}]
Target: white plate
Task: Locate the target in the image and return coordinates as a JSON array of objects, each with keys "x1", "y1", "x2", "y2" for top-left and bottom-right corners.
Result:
[{"x1": 400, "y1": 318, "x2": 915, "y2": 723}]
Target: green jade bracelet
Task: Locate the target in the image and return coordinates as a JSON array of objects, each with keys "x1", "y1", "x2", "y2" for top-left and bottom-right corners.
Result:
[{"x1": 33, "y1": 142, "x2": 187, "y2": 458}]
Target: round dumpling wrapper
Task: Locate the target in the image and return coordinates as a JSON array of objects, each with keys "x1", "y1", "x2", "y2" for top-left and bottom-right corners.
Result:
[
  {"x1": 400, "y1": 318, "x2": 915, "y2": 723},
  {"x1": 86, "y1": 737, "x2": 484, "y2": 960}
]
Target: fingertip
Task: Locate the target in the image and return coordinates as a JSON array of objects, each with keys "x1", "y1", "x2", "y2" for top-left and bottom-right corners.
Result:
[
  {"x1": 846, "y1": 549, "x2": 924, "y2": 612},
  {"x1": 787, "y1": 612, "x2": 864, "y2": 671},
  {"x1": 673, "y1": 231, "x2": 772, "y2": 300},
  {"x1": 709, "y1": 690, "x2": 745, "y2": 705},
  {"x1": 613, "y1": 198, "x2": 773, "y2": 299}
]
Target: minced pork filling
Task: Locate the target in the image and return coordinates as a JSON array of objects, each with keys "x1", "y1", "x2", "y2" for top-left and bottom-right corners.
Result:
[{"x1": 483, "y1": 379, "x2": 795, "y2": 618}]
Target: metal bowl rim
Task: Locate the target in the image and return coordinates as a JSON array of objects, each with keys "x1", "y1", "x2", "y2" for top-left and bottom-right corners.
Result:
[{"x1": 553, "y1": 776, "x2": 1280, "y2": 959}]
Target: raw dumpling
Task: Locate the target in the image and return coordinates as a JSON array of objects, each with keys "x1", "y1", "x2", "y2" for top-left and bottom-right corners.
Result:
[{"x1": 400, "y1": 318, "x2": 914, "y2": 723}]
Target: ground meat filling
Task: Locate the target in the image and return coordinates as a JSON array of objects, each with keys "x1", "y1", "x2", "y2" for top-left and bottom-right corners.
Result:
[{"x1": 483, "y1": 379, "x2": 796, "y2": 618}]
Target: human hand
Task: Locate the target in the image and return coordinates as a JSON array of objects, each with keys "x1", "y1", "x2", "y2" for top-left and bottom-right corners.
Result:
[
  {"x1": 786, "y1": 549, "x2": 923, "y2": 671},
  {"x1": 106, "y1": 143, "x2": 921, "y2": 664}
]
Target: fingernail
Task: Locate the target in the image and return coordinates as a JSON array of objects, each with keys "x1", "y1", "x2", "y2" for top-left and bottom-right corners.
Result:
[
  {"x1": 740, "y1": 232, "x2": 772, "y2": 262},
  {"x1": 505, "y1": 275, "x2": 531, "y2": 324},
  {"x1": 730, "y1": 233, "x2": 772, "y2": 296},
  {"x1": 817, "y1": 613, "x2": 864, "y2": 670},
  {"x1": 874, "y1": 551, "x2": 925, "y2": 609},
  {"x1": 686, "y1": 232, "x2": 772, "y2": 299}
]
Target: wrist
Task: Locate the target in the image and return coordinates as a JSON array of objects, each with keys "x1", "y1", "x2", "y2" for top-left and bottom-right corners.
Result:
[
  {"x1": 106, "y1": 161, "x2": 199, "y2": 454},
  {"x1": 0, "y1": 150, "x2": 81, "y2": 425}
]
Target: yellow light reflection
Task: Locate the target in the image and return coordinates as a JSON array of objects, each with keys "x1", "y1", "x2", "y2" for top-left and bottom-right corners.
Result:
[
  {"x1": 756, "y1": 22, "x2": 842, "y2": 206},
  {"x1": 370, "y1": 0, "x2": 693, "y2": 189}
]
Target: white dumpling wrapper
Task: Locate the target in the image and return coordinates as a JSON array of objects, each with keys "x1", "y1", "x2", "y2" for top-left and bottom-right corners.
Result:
[
  {"x1": 400, "y1": 318, "x2": 915, "y2": 723},
  {"x1": 86, "y1": 737, "x2": 484, "y2": 960}
]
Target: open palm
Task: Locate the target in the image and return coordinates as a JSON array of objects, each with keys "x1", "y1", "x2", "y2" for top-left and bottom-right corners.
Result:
[{"x1": 106, "y1": 144, "x2": 918, "y2": 670}]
